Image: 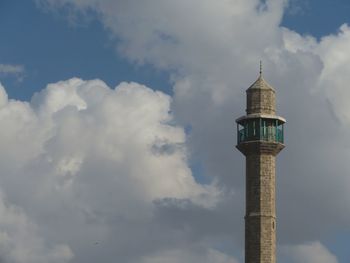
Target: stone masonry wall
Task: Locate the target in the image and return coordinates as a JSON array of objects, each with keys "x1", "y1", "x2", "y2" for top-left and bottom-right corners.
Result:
[
  {"x1": 245, "y1": 154, "x2": 276, "y2": 263},
  {"x1": 246, "y1": 89, "x2": 276, "y2": 115}
]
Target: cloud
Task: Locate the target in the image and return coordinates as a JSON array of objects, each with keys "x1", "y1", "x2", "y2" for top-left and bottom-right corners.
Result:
[
  {"x1": 282, "y1": 241, "x2": 338, "y2": 263},
  {"x1": 284, "y1": 0, "x2": 309, "y2": 16},
  {"x1": 0, "y1": 79, "x2": 221, "y2": 263},
  {"x1": 0, "y1": 64, "x2": 25, "y2": 81},
  {"x1": 0, "y1": 191, "x2": 72, "y2": 263},
  {"x1": 20, "y1": 0, "x2": 350, "y2": 261},
  {"x1": 141, "y1": 248, "x2": 239, "y2": 263},
  {"x1": 0, "y1": 64, "x2": 24, "y2": 75}
]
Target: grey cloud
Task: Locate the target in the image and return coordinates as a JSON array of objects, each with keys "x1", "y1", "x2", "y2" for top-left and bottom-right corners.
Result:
[{"x1": 280, "y1": 242, "x2": 338, "y2": 263}]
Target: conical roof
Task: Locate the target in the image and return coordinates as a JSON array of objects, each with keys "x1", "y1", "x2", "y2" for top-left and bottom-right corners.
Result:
[{"x1": 246, "y1": 75, "x2": 275, "y2": 92}]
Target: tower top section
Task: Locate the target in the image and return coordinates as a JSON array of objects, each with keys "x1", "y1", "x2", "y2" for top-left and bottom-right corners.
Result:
[
  {"x1": 246, "y1": 74, "x2": 276, "y2": 115},
  {"x1": 236, "y1": 70, "x2": 285, "y2": 155},
  {"x1": 247, "y1": 75, "x2": 275, "y2": 92}
]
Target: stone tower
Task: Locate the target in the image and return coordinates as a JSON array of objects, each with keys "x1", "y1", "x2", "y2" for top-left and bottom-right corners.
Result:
[{"x1": 236, "y1": 69, "x2": 285, "y2": 263}]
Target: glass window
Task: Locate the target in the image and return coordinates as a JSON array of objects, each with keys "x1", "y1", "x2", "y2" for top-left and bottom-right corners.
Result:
[{"x1": 237, "y1": 118, "x2": 284, "y2": 144}]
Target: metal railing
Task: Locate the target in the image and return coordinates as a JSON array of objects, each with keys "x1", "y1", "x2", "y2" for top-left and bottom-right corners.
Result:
[{"x1": 238, "y1": 128, "x2": 284, "y2": 144}]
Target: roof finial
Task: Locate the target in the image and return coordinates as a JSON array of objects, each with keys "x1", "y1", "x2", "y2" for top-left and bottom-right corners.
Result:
[{"x1": 259, "y1": 60, "x2": 262, "y2": 77}]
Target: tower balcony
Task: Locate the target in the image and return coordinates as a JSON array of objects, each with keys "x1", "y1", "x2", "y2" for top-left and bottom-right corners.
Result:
[{"x1": 236, "y1": 114, "x2": 285, "y2": 145}]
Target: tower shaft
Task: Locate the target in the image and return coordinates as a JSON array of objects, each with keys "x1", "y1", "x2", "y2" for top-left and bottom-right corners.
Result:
[
  {"x1": 236, "y1": 74, "x2": 285, "y2": 263},
  {"x1": 245, "y1": 154, "x2": 276, "y2": 263}
]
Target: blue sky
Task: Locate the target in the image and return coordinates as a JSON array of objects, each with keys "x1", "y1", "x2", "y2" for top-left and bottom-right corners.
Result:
[
  {"x1": 1, "y1": 1, "x2": 350, "y2": 263},
  {"x1": 283, "y1": 0, "x2": 350, "y2": 37}
]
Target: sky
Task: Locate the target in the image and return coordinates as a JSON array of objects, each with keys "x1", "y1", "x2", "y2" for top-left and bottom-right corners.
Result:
[{"x1": 0, "y1": 0, "x2": 350, "y2": 262}]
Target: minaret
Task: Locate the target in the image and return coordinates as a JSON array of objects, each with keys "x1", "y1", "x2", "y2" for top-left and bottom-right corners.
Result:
[{"x1": 236, "y1": 65, "x2": 285, "y2": 263}]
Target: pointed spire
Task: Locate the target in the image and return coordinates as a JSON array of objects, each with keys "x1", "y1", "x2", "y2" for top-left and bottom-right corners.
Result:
[{"x1": 246, "y1": 61, "x2": 275, "y2": 91}]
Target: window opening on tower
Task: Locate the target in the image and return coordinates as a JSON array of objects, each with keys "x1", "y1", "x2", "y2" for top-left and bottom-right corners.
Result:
[{"x1": 237, "y1": 118, "x2": 284, "y2": 144}]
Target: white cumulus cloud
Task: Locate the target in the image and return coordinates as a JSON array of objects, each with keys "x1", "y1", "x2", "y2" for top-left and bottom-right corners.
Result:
[{"x1": 0, "y1": 79, "x2": 220, "y2": 263}]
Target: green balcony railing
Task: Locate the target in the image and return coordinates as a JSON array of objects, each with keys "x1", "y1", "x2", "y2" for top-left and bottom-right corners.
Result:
[{"x1": 238, "y1": 127, "x2": 284, "y2": 144}]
